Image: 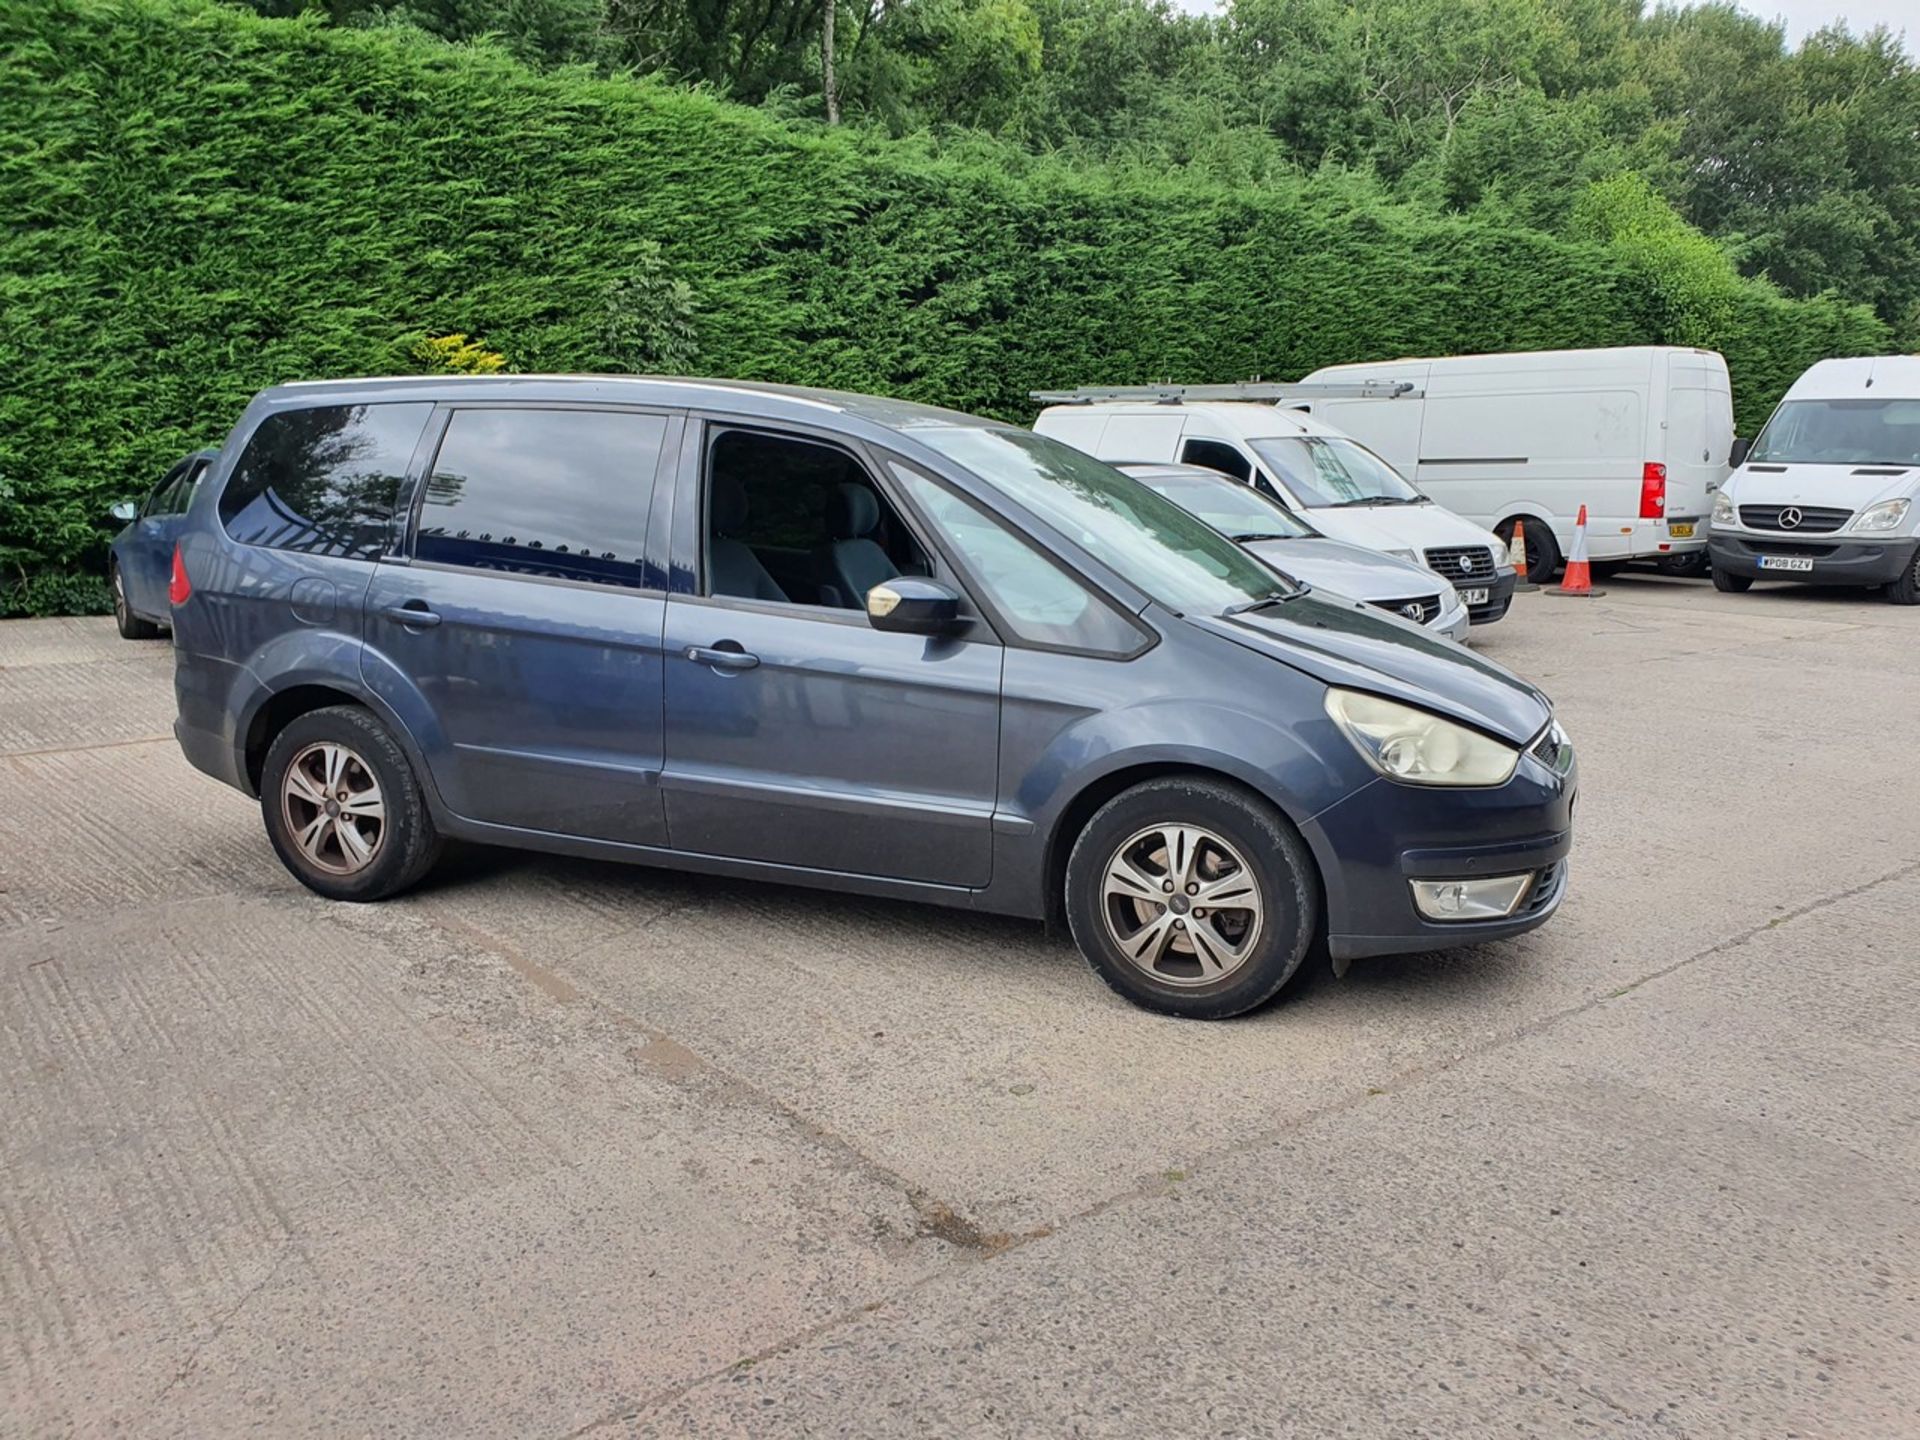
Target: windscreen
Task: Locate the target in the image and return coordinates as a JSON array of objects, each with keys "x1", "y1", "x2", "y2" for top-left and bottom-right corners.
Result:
[
  {"x1": 1749, "y1": 399, "x2": 1920, "y2": 467},
  {"x1": 911, "y1": 426, "x2": 1298, "y2": 614},
  {"x1": 1248, "y1": 436, "x2": 1424, "y2": 507}
]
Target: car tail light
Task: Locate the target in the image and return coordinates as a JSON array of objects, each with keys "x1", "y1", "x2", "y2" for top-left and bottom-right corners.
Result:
[
  {"x1": 168, "y1": 544, "x2": 193, "y2": 605},
  {"x1": 1639, "y1": 462, "x2": 1667, "y2": 519}
]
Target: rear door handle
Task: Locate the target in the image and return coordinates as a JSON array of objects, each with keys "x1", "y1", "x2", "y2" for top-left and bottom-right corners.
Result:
[
  {"x1": 684, "y1": 643, "x2": 759, "y2": 671},
  {"x1": 382, "y1": 601, "x2": 442, "y2": 629}
]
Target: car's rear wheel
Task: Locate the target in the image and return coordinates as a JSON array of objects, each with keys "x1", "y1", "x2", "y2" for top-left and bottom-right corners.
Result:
[
  {"x1": 1887, "y1": 548, "x2": 1920, "y2": 605},
  {"x1": 1065, "y1": 777, "x2": 1318, "y2": 1019},
  {"x1": 260, "y1": 705, "x2": 441, "y2": 901},
  {"x1": 110, "y1": 562, "x2": 161, "y2": 640},
  {"x1": 1711, "y1": 567, "x2": 1753, "y2": 593}
]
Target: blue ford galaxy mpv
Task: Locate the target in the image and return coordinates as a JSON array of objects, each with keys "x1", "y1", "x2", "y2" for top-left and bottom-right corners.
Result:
[{"x1": 170, "y1": 377, "x2": 1575, "y2": 1018}]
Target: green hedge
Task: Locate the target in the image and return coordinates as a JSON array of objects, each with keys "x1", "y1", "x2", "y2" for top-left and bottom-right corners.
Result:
[{"x1": 0, "y1": 0, "x2": 1889, "y2": 611}]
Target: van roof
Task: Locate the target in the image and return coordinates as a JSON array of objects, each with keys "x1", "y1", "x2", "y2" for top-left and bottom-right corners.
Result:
[
  {"x1": 1032, "y1": 400, "x2": 1338, "y2": 440},
  {"x1": 1784, "y1": 356, "x2": 1920, "y2": 402},
  {"x1": 1309, "y1": 345, "x2": 1721, "y2": 371},
  {"x1": 261, "y1": 374, "x2": 988, "y2": 431}
]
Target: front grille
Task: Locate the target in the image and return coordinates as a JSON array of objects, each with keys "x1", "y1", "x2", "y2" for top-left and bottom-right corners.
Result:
[
  {"x1": 1424, "y1": 545, "x2": 1497, "y2": 583},
  {"x1": 1529, "y1": 720, "x2": 1573, "y2": 776},
  {"x1": 1738, "y1": 504, "x2": 1850, "y2": 534},
  {"x1": 1516, "y1": 861, "x2": 1566, "y2": 919},
  {"x1": 1370, "y1": 594, "x2": 1441, "y2": 625}
]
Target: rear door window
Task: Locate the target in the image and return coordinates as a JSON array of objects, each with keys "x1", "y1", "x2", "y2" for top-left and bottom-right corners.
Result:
[
  {"x1": 220, "y1": 403, "x2": 433, "y2": 559},
  {"x1": 412, "y1": 407, "x2": 669, "y2": 589}
]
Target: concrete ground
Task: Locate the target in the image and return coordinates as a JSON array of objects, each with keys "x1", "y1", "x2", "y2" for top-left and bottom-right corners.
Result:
[{"x1": 1, "y1": 577, "x2": 1915, "y2": 1438}]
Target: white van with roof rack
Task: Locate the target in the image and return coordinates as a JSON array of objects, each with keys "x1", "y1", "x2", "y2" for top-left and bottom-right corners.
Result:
[
  {"x1": 1032, "y1": 384, "x2": 1518, "y2": 626},
  {"x1": 1298, "y1": 347, "x2": 1735, "y2": 581},
  {"x1": 1708, "y1": 355, "x2": 1920, "y2": 604}
]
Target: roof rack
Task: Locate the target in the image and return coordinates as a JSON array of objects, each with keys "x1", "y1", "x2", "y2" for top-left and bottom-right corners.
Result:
[{"x1": 1029, "y1": 381, "x2": 1420, "y2": 405}]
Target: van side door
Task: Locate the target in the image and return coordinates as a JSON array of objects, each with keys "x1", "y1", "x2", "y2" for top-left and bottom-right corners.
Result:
[{"x1": 362, "y1": 405, "x2": 680, "y2": 847}]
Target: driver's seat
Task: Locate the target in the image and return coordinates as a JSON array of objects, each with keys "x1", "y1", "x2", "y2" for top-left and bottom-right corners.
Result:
[{"x1": 815, "y1": 483, "x2": 898, "y2": 608}]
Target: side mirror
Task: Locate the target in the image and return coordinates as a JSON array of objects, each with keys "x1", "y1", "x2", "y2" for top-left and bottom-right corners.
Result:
[
  {"x1": 866, "y1": 577, "x2": 964, "y2": 636},
  {"x1": 108, "y1": 500, "x2": 138, "y2": 523},
  {"x1": 1728, "y1": 436, "x2": 1751, "y2": 468}
]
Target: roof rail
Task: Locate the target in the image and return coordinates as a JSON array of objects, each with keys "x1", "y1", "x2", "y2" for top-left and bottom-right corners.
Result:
[{"x1": 1029, "y1": 380, "x2": 1420, "y2": 405}]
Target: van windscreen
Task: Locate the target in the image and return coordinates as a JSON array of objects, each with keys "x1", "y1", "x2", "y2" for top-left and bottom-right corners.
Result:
[{"x1": 1750, "y1": 400, "x2": 1920, "y2": 468}]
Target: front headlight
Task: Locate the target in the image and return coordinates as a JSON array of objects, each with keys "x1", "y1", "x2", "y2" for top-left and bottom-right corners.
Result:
[
  {"x1": 1324, "y1": 688, "x2": 1520, "y2": 787},
  {"x1": 1386, "y1": 548, "x2": 1420, "y2": 566},
  {"x1": 1711, "y1": 490, "x2": 1736, "y2": 526},
  {"x1": 1853, "y1": 498, "x2": 1911, "y2": 533}
]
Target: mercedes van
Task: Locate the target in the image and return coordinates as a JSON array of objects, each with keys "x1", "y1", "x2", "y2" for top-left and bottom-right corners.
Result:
[
  {"x1": 1032, "y1": 391, "x2": 1518, "y2": 625},
  {"x1": 1300, "y1": 348, "x2": 1736, "y2": 580},
  {"x1": 1708, "y1": 355, "x2": 1920, "y2": 603}
]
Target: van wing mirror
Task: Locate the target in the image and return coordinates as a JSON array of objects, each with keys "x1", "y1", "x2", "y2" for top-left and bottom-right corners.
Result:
[
  {"x1": 866, "y1": 577, "x2": 964, "y2": 636},
  {"x1": 108, "y1": 500, "x2": 138, "y2": 523},
  {"x1": 1728, "y1": 436, "x2": 1751, "y2": 468}
]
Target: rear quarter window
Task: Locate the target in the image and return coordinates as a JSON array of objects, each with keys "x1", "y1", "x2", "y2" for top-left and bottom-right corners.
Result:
[{"x1": 219, "y1": 403, "x2": 433, "y2": 559}]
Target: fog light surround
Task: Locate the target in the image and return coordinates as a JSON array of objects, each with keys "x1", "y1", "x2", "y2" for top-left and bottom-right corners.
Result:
[{"x1": 1410, "y1": 874, "x2": 1534, "y2": 921}]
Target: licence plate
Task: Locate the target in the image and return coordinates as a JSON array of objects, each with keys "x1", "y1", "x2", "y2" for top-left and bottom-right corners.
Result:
[
  {"x1": 1760, "y1": 556, "x2": 1814, "y2": 572},
  {"x1": 1668, "y1": 522, "x2": 1695, "y2": 539},
  {"x1": 1461, "y1": 587, "x2": 1489, "y2": 605}
]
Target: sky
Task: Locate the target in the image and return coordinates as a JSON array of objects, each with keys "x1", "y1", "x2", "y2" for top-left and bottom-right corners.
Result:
[{"x1": 1172, "y1": 0, "x2": 1913, "y2": 50}]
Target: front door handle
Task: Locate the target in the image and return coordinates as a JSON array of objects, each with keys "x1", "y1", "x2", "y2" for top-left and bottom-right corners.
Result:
[
  {"x1": 382, "y1": 601, "x2": 442, "y2": 629},
  {"x1": 684, "y1": 642, "x2": 759, "y2": 671}
]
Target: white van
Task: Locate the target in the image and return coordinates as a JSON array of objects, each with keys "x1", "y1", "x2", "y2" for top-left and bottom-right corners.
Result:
[
  {"x1": 1708, "y1": 355, "x2": 1920, "y2": 604},
  {"x1": 1299, "y1": 347, "x2": 1736, "y2": 580},
  {"x1": 1032, "y1": 391, "x2": 1517, "y2": 625}
]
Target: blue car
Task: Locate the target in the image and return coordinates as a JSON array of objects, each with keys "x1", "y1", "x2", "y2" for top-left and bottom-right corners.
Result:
[
  {"x1": 168, "y1": 378, "x2": 1575, "y2": 1018},
  {"x1": 107, "y1": 448, "x2": 217, "y2": 639}
]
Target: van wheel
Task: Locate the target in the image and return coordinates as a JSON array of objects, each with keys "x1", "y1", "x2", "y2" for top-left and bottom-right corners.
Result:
[
  {"x1": 1590, "y1": 560, "x2": 1627, "y2": 580},
  {"x1": 260, "y1": 705, "x2": 441, "y2": 901},
  {"x1": 110, "y1": 562, "x2": 161, "y2": 640},
  {"x1": 1065, "y1": 777, "x2": 1318, "y2": 1019},
  {"x1": 1500, "y1": 518, "x2": 1560, "y2": 582},
  {"x1": 1712, "y1": 568, "x2": 1753, "y2": 594},
  {"x1": 1888, "y1": 549, "x2": 1920, "y2": 605}
]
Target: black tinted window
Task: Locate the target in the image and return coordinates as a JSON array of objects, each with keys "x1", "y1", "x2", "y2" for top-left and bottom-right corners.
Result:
[
  {"x1": 220, "y1": 404, "x2": 432, "y2": 559},
  {"x1": 414, "y1": 408, "x2": 668, "y2": 588},
  {"x1": 1180, "y1": 439, "x2": 1252, "y2": 482}
]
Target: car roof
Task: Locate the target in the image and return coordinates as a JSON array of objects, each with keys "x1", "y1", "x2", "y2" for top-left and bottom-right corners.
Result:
[
  {"x1": 260, "y1": 374, "x2": 991, "y2": 431},
  {"x1": 1116, "y1": 462, "x2": 1243, "y2": 485}
]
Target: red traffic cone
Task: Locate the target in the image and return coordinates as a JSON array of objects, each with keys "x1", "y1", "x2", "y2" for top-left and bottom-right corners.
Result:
[
  {"x1": 1551, "y1": 505, "x2": 1604, "y2": 598},
  {"x1": 1507, "y1": 518, "x2": 1538, "y2": 593}
]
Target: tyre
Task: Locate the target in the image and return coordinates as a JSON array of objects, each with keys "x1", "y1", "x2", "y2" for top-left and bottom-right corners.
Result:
[
  {"x1": 1590, "y1": 560, "x2": 1627, "y2": 580},
  {"x1": 1500, "y1": 518, "x2": 1560, "y2": 583},
  {"x1": 1711, "y1": 567, "x2": 1753, "y2": 594},
  {"x1": 1656, "y1": 552, "x2": 1708, "y2": 579},
  {"x1": 260, "y1": 704, "x2": 441, "y2": 901},
  {"x1": 1886, "y1": 548, "x2": 1920, "y2": 605},
  {"x1": 1064, "y1": 777, "x2": 1319, "y2": 1019},
  {"x1": 110, "y1": 562, "x2": 162, "y2": 640}
]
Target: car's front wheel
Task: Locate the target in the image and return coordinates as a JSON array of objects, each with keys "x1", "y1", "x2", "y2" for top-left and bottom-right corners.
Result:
[
  {"x1": 1886, "y1": 548, "x2": 1920, "y2": 605},
  {"x1": 1065, "y1": 777, "x2": 1319, "y2": 1019},
  {"x1": 110, "y1": 562, "x2": 162, "y2": 640},
  {"x1": 260, "y1": 705, "x2": 441, "y2": 901}
]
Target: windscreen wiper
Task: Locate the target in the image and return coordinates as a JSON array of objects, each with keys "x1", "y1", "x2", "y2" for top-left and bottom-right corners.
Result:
[
  {"x1": 1224, "y1": 586, "x2": 1307, "y2": 616},
  {"x1": 1229, "y1": 531, "x2": 1295, "y2": 542}
]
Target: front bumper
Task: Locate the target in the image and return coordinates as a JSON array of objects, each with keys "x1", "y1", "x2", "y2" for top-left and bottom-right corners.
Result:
[
  {"x1": 1465, "y1": 567, "x2": 1517, "y2": 625},
  {"x1": 1305, "y1": 743, "x2": 1575, "y2": 961},
  {"x1": 1708, "y1": 532, "x2": 1918, "y2": 587}
]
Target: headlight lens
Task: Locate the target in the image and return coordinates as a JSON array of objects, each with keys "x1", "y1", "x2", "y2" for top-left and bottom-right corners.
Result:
[
  {"x1": 1324, "y1": 688, "x2": 1520, "y2": 787},
  {"x1": 1711, "y1": 490, "x2": 1736, "y2": 526},
  {"x1": 1853, "y1": 498, "x2": 1911, "y2": 533}
]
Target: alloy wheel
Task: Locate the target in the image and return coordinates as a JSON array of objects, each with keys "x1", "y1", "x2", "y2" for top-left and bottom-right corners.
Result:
[
  {"x1": 1100, "y1": 824, "x2": 1264, "y2": 986},
  {"x1": 281, "y1": 742, "x2": 387, "y2": 875}
]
